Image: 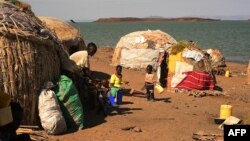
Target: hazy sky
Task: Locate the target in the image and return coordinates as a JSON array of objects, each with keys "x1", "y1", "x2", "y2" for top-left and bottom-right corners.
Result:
[{"x1": 24, "y1": 0, "x2": 250, "y2": 21}]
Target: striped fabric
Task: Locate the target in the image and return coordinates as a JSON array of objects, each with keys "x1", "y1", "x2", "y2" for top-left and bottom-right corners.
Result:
[{"x1": 176, "y1": 71, "x2": 214, "y2": 90}]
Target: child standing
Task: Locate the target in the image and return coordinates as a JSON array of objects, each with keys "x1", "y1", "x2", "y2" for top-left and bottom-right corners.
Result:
[
  {"x1": 109, "y1": 65, "x2": 123, "y2": 105},
  {"x1": 145, "y1": 65, "x2": 156, "y2": 101}
]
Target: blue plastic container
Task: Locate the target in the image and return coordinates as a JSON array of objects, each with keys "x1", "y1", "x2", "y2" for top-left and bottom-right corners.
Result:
[
  {"x1": 109, "y1": 90, "x2": 123, "y2": 106},
  {"x1": 109, "y1": 95, "x2": 116, "y2": 106}
]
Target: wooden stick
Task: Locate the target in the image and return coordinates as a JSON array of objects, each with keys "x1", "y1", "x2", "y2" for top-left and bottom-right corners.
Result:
[
  {"x1": 30, "y1": 136, "x2": 48, "y2": 141},
  {"x1": 16, "y1": 130, "x2": 47, "y2": 139},
  {"x1": 20, "y1": 125, "x2": 40, "y2": 129},
  {"x1": 16, "y1": 128, "x2": 33, "y2": 133}
]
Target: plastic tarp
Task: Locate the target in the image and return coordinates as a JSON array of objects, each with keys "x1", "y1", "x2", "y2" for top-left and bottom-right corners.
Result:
[
  {"x1": 120, "y1": 48, "x2": 159, "y2": 69},
  {"x1": 171, "y1": 61, "x2": 193, "y2": 88},
  {"x1": 112, "y1": 30, "x2": 177, "y2": 69},
  {"x1": 168, "y1": 52, "x2": 184, "y2": 74},
  {"x1": 182, "y1": 50, "x2": 204, "y2": 62},
  {"x1": 54, "y1": 75, "x2": 84, "y2": 130}
]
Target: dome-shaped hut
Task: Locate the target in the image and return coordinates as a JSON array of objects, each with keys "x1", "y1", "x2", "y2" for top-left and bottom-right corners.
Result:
[
  {"x1": 39, "y1": 16, "x2": 86, "y2": 55},
  {"x1": 0, "y1": 1, "x2": 66, "y2": 125},
  {"x1": 111, "y1": 30, "x2": 177, "y2": 69}
]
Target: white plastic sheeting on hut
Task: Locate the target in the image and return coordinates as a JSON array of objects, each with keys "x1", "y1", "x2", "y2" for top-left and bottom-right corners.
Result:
[
  {"x1": 111, "y1": 30, "x2": 177, "y2": 69},
  {"x1": 120, "y1": 48, "x2": 159, "y2": 69}
]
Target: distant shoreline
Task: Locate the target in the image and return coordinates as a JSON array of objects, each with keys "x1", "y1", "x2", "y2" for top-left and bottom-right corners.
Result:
[{"x1": 94, "y1": 17, "x2": 221, "y2": 22}]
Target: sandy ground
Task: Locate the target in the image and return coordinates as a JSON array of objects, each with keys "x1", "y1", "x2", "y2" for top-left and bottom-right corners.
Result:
[{"x1": 50, "y1": 48, "x2": 250, "y2": 141}]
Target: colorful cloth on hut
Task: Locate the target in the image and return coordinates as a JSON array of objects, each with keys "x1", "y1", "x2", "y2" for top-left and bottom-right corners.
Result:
[
  {"x1": 171, "y1": 61, "x2": 193, "y2": 88},
  {"x1": 176, "y1": 71, "x2": 214, "y2": 90}
]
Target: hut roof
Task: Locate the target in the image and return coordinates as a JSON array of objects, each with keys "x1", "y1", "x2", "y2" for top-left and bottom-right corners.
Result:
[
  {"x1": 111, "y1": 30, "x2": 177, "y2": 68},
  {"x1": 39, "y1": 17, "x2": 80, "y2": 41},
  {"x1": 116, "y1": 30, "x2": 177, "y2": 50},
  {"x1": 39, "y1": 16, "x2": 86, "y2": 54}
]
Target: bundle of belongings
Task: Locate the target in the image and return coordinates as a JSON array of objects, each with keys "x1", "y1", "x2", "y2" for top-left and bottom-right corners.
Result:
[
  {"x1": 38, "y1": 81, "x2": 67, "y2": 135},
  {"x1": 205, "y1": 48, "x2": 227, "y2": 75},
  {"x1": 51, "y1": 75, "x2": 84, "y2": 132},
  {"x1": 168, "y1": 41, "x2": 215, "y2": 92}
]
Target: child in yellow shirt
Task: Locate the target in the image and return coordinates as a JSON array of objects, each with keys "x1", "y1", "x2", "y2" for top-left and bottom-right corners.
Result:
[{"x1": 109, "y1": 65, "x2": 123, "y2": 105}]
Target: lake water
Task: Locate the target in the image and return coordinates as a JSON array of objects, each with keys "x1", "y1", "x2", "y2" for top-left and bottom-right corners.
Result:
[{"x1": 70, "y1": 21, "x2": 250, "y2": 63}]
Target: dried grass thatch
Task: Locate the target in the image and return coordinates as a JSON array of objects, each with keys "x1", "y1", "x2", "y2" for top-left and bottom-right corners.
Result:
[
  {"x1": 0, "y1": 1, "x2": 64, "y2": 125},
  {"x1": 39, "y1": 16, "x2": 86, "y2": 55}
]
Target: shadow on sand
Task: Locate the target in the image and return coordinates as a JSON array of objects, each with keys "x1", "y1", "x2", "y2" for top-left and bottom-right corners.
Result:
[
  {"x1": 108, "y1": 107, "x2": 142, "y2": 116},
  {"x1": 123, "y1": 88, "x2": 172, "y2": 103},
  {"x1": 154, "y1": 97, "x2": 172, "y2": 103},
  {"x1": 84, "y1": 104, "x2": 142, "y2": 128},
  {"x1": 214, "y1": 85, "x2": 223, "y2": 91},
  {"x1": 92, "y1": 71, "x2": 111, "y2": 80},
  {"x1": 84, "y1": 108, "x2": 107, "y2": 129},
  {"x1": 122, "y1": 88, "x2": 146, "y2": 98}
]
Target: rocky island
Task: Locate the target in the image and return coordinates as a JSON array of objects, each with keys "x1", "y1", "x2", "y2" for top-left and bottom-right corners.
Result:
[{"x1": 95, "y1": 17, "x2": 220, "y2": 22}]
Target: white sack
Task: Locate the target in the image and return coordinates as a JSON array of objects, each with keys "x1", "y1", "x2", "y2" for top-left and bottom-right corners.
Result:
[{"x1": 38, "y1": 89, "x2": 67, "y2": 135}]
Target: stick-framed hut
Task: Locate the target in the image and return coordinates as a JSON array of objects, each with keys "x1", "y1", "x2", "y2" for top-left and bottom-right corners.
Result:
[{"x1": 0, "y1": 0, "x2": 66, "y2": 125}]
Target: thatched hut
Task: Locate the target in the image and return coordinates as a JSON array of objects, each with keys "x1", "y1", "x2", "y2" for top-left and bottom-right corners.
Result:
[
  {"x1": 111, "y1": 30, "x2": 177, "y2": 69},
  {"x1": 0, "y1": 1, "x2": 65, "y2": 125},
  {"x1": 39, "y1": 16, "x2": 86, "y2": 55}
]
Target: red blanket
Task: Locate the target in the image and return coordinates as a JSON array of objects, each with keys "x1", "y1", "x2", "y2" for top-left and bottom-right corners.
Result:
[{"x1": 176, "y1": 71, "x2": 214, "y2": 90}]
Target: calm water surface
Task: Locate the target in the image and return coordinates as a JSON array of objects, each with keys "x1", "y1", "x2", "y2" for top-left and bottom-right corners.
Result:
[{"x1": 71, "y1": 21, "x2": 250, "y2": 62}]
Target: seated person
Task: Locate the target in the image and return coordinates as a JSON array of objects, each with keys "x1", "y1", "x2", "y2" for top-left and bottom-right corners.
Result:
[
  {"x1": 109, "y1": 65, "x2": 123, "y2": 105},
  {"x1": 95, "y1": 79, "x2": 110, "y2": 116}
]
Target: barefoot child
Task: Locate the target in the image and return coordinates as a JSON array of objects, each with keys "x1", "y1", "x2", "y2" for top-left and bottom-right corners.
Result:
[{"x1": 144, "y1": 65, "x2": 156, "y2": 101}]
